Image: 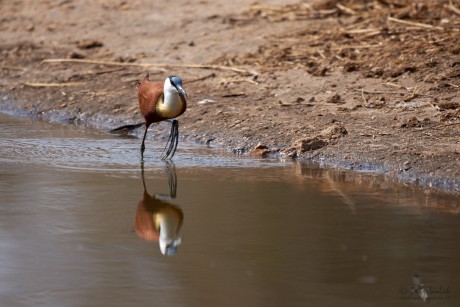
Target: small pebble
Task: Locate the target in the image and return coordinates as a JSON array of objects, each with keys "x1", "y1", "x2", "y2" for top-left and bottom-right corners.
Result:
[{"x1": 197, "y1": 99, "x2": 215, "y2": 105}]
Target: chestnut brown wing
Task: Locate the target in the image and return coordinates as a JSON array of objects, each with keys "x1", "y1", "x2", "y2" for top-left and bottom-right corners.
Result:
[{"x1": 138, "y1": 78, "x2": 164, "y2": 125}]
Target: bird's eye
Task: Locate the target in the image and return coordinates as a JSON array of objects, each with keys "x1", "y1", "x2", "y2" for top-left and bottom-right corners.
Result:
[{"x1": 169, "y1": 76, "x2": 182, "y2": 89}]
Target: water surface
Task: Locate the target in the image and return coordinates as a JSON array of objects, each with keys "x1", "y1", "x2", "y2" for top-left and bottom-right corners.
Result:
[{"x1": 0, "y1": 113, "x2": 459, "y2": 306}]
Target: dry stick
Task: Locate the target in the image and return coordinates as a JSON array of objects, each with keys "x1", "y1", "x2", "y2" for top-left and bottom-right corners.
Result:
[
  {"x1": 355, "y1": 89, "x2": 434, "y2": 98},
  {"x1": 331, "y1": 44, "x2": 382, "y2": 50},
  {"x1": 85, "y1": 67, "x2": 125, "y2": 76},
  {"x1": 68, "y1": 67, "x2": 126, "y2": 80},
  {"x1": 317, "y1": 8, "x2": 337, "y2": 16},
  {"x1": 186, "y1": 73, "x2": 216, "y2": 84},
  {"x1": 361, "y1": 89, "x2": 368, "y2": 104},
  {"x1": 1, "y1": 65, "x2": 26, "y2": 71},
  {"x1": 387, "y1": 16, "x2": 444, "y2": 30},
  {"x1": 448, "y1": 1, "x2": 460, "y2": 16},
  {"x1": 23, "y1": 82, "x2": 86, "y2": 87},
  {"x1": 416, "y1": 122, "x2": 460, "y2": 131},
  {"x1": 346, "y1": 28, "x2": 381, "y2": 34},
  {"x1": 384, "y1": 82, "x2": 407, "y2": 89},
  {"x1": 336, "y1": 3, "x2": 356, "y2": 15},
  {"x1": 248, "y1": 4, "x2": 288, "y2": 11},
  {"x1": 221, "y1": 77, "x2": 259, "y2": 85},
  {"x1": 42, "y1": 58, "x2": 256, "y2": 76},
  {"x1": 432, "y1": 122, "x2": 460, "y2": 130},
  {"x1": 404, "y1": 84, "x2": 419, "y2": 102}
]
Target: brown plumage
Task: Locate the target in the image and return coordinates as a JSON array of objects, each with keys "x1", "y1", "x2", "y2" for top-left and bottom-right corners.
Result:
[
  {"x1": 138, "y1": 74, "x2": 187, "y2": 160},
  {"x1": 138, "y1": 75, "x2": 164, "y2": 125},
  {"x1": 135, "y1": 191, "x2": 184, "y2": 242}
]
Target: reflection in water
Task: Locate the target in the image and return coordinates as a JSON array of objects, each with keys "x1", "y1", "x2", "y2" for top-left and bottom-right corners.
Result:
[
  {"x1": 135, "y1": 162, "x2": 184, "y2": 255},
  {"x1": 1, "y1": 113, "x2": 459, "y2": 306},
  {"x1": 293, "y1": 162, "x2": 460, "y2": 213}
]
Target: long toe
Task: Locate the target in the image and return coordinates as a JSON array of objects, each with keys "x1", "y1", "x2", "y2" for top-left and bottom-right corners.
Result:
[
  {"x1": 166, "y1": 121, "x2": 179, "y2": 159},
  {"x1": 164, "y1": 133, "x2": 176, "y2": 160},
  {"x1": 160, "y1": 120, "x2": 179, "y2": 160},
  {"x1": 160, "y1": 133, "x2": 174, "y2": 160}
]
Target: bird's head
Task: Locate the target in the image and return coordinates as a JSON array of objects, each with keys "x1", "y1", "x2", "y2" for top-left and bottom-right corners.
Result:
[
  {"x1": 165, "y1": 76, "x2": 187, "y2": 103},
  {"x1": 159, "y1": 236, "x2": 182, "y2": 256}
]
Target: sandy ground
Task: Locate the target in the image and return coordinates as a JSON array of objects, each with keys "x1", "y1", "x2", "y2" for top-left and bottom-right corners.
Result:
[{"x1": 1, "y1": 0, "x2": 459, "y2": 192}]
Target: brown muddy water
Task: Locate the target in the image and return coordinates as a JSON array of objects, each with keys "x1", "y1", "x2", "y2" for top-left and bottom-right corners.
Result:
[{"x1": 0, "y1": 112, "x2": 459, "y2": 306}]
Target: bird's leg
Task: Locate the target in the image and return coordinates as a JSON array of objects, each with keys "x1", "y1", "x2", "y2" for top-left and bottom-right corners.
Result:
[
  {"x1": 165, "y1": 161, "x2": 177, "y2": 198},
  {"x1": 160, "y1": 119, "x2": 179, "y2": 160},
  {"x1": 140, "y1": 123, "x2": 150, "y2": 159},
  {"x1": 154, "y1": 161, "x2": 178, "y2": 200},
  {"x1": 140, "y1": 160, "x2": 147, "y2": 193}
]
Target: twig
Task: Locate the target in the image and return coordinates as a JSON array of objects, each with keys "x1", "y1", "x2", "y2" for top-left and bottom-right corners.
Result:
[
  {"x1": 404, "y1": 84, "x2": 419, "y2": 102},
  {"x1": 346, "y1": 28, "x2": 381, "y2": 34},
  {"x1": 431, "y1": 122, "x2": 460, "y2": 130},
  {"x1": 42, "y1": 58, "x2": 257, "y2": 76},
  {"x1": 448, "y1": 1, "x2": 460, "y2": 16},
  {"x1": 336, "y1": 3, "x2": 356, "y2": 15},
  {"x1": 186, "y1": 73, "x2": 216, "y2": 83},
  {"x1": 387, "y1": 16, "x2": 444, "y2": 30},
  {"x1": 366, "y1": 126, "x2": 379, "y2": 131},
  {"x1": 222, "y1": 93, "x2": 246, "y2": 98},
  {"x1": 318, "y1": 9, "x2": 337, "y2": 16},
  {"x1": 23, "y1": 82, "x2": 86, "y2": 87},
  {"x1": 314, "y1": 84, "x2": 328, "y2": 95},
  {"x1": 356, "y1": 89, "x2": 404, "y2": 95},
  {"x1": 1, "y1": 65, "x2": 26, "y2": 71},
  {"x1": 414, "y1": 122, "x2": 460, "y2": 132},
  {"x1": 221, "y1": 78, "x2": 259, "y2": 85},
  {"x1": 361, "y1": 89, "x2": 368, "y2": 104},
  {"x1": 384, "y1": 82, "x2": 407, "y2": 89},
  {"x1": 279, "y1": 101, "x2": 313, "y2": 107},
  {"x1": 355, "y1": 88, "x2": 434, "y2": 98},
  {"x1": 331, "y1": 44, "x2": 382, "y2": 50},
  {"x1": 345, "y1": 29, "x2": 382, "y2": 37},
  {"x1": 68, "y1": 67, "x2": 126, "y2": 80},
  {"x1": 87, "y1": 67, "x2": 125, "y2": 76}
]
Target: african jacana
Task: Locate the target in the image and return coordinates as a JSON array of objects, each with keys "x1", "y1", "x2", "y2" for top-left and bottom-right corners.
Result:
[
  {"x1": 135, "y1": 162, "x2": 183, "y2": 255},
  {"x1": 138, "y1": 74, "x2": 187, "y2": 160}
]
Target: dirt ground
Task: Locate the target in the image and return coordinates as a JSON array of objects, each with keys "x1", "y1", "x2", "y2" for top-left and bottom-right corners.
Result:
[{"x1": 1, "y1": 0, "x2": 459, "y2": 192}]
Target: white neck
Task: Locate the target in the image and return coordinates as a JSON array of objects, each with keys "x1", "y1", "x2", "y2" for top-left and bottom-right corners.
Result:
[
  {"x1": 158, "y1": 214, "x2": 181, "y2": 254},
  {"x1": 163, "y1": 89, "x2": 182, "y2": 108},
  {"x1": 156, "y1": 81, "x2": 183, "y2": 118},
  {"x1": 159, "y1": 214, "x2": 179, "y2": 241}
]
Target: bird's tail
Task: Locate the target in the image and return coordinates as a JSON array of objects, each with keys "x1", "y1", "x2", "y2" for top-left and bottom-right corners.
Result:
[{"x1": 109, "y1": 122, "x2": 144, "y2": 133}]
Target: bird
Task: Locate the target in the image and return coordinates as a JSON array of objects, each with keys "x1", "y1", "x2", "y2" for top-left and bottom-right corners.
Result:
[
  {"x1": 111, "y1": 74, "x2": 187, "y2": 160},
  {"x1": 135, "y1": 162, "x2": 183, "y2": 255},
  {"x1": 138, "y1": 74, "x2": 187, "y2": 160}
]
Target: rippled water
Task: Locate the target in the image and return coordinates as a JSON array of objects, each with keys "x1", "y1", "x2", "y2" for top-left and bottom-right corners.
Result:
[
  {"x1": 0, "y1": 113, "x2": 285, "y2": 171},
  {"x1": 0, "y1": 113, "x2": 459, "y2": 306}
]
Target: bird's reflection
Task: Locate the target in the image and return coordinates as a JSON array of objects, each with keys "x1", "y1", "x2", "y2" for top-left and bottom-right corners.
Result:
[{"x1": 135, "y1": 162, "x2": 184, "y2": 256}]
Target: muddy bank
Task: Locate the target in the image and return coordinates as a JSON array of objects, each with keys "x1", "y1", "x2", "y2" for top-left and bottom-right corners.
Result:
[{"x1": 1, "y1": 0, "x2": 459, "y2": 192}]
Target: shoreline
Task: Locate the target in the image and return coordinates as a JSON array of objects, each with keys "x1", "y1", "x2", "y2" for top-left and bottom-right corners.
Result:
[{"x1": 1, "y1": 99, "x2": 458, "y2": 194}]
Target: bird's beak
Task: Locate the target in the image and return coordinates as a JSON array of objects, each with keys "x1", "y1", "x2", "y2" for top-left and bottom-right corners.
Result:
[
  {"x1": 178, "y1": 87, "x2": 187, "y2": 104},
  {"x1": 159, "y1": 237, "x2": 182, "y2": 256}
]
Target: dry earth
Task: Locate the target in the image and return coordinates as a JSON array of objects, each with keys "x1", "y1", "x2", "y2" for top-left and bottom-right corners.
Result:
[{"x1": 1, "y1": 0, "x2": 459, "y2": 192}]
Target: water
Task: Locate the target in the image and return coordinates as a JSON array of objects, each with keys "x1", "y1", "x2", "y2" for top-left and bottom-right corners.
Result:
[{"x1": 0, "y1": 113, "x2": 459, "y2": 306}]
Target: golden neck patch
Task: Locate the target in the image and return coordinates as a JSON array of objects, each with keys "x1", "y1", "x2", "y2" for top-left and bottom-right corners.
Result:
[{"x1": 156, "y1": 93, "x2": 184, "y2": 119}]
